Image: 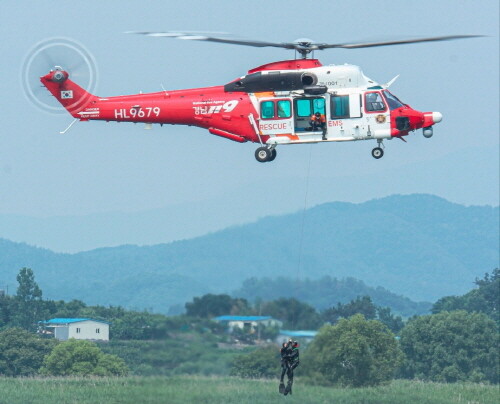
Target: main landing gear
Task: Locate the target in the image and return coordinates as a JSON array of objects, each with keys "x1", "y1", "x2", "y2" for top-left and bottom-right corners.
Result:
[
  {"x1": 255, "y1": 146, "x2": 277, "y2": 163},
  {"x1": 371, "y1": 140, "x2": 384, "y2": 159}
]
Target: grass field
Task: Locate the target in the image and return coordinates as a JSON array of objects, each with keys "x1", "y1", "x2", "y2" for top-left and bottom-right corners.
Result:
[{"x1": 0, "y1": 376, "x2": 497, "y2": 404}]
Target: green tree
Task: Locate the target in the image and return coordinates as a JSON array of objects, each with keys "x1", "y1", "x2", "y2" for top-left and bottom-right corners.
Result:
[
  {"x1": 323, "y1": 296, "x2": 404, "y2": 333},
  {"x1": 185, "y1": 294, "x2": 251, "y2": 318},
  {"x1": 230, "y1": 346, "x2": 280, "y2": 378},
  {"x1": 0, "y1": 328, "x2": 56, "y2": 376},
  {"x1": 12, "y1": 268, "x2": 46, "y2": 331},
  {"x1": 302, "y1": 314, "x2": 403, "y2": 387},
  {"x1": 433, "y1": 269, "x2": 499, "y2": 325},
  {"x1": 0, "y1": 294, "x2": 14, "y2": 329},
  {"x1": 51, "y1": 299, "x2": 88, "y2": 318},
  {"x1": 400, "y1": 310, "x2": 498, "y2": 383},
  {"x1": 260, "y1": 297, "x2": 322, "y2": 330},
  {"x1": 376, "y1": 306, "x2": 405, "y2": 334},
  {"x1": 322, "y1": 296, "x2": 377, "y2": 324},
  {"x1": 41, "y1": 339, "x2": 128, "y2": 376}
]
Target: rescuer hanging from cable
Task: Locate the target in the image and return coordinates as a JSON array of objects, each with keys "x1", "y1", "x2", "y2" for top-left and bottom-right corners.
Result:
[{"x1": 279, "y1": 339, "x2": 300, "y2": 395}]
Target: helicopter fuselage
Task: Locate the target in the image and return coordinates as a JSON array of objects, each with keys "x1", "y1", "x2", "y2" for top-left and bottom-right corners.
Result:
[{"x1": 41, "y1": 58, "x2": 442, "y2": 162}]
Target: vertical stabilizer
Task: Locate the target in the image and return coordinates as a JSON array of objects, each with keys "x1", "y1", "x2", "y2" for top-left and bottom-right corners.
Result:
[{"x1": 40, "y1": 69, "x2": 97, "y2": 117}]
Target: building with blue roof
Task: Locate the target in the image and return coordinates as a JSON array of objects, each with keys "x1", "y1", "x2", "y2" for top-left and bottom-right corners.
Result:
[
  {"x1": 39, "y1": 318, "x2": 109, "y2": 341},
  {"x1": 213, "y1": 315, "x2": 282, "y2": 333},
  {"x1": 277, "y1": 330, "x2": 318, "y2": 344}
]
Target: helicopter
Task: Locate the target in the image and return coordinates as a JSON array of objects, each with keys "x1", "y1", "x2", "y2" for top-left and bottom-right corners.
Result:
[{"x1": 31, "y1": 33, "x2": 480, "y2": 162}]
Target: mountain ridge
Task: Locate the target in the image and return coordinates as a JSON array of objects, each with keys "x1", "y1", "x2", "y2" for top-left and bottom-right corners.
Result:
[{"x1": 0, "y1": 194, "x2": 497, "y2": 311}]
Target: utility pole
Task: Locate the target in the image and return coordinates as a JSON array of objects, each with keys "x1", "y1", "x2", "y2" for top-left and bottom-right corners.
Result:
[{"x1": 257, "y1": 301, "x2": 262, "y2": 341}]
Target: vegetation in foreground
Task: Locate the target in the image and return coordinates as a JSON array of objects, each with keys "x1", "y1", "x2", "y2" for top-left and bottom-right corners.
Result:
[
  {"x1": 0, "y1": 268, "x2": 498, "y2": 386},
  {"x1": 0, "y1": 376, "x2": 498, "y2": 404}
]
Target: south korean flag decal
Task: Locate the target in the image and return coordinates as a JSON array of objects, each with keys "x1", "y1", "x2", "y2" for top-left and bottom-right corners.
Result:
[{"x1": 61, "y1": 90, "x2": 73, "y2": 99}]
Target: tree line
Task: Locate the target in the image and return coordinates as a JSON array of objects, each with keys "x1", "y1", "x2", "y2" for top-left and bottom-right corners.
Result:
[
  {"x1": 230, "y1": 269, "x2": 499, "y2": 386},
  {"x1": 185, "y1": 293, "x2": 405, "y2": 333},
  {"x1": 233, "y1": 276, "x2": 431, "y2": 317},
  {"x1": 0, "y1": 267, "x2": 498, "y2": 385}
]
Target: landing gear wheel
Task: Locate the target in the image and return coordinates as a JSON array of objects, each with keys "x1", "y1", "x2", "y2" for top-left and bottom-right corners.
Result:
[
  {"x1": 372, "y1": 147, "x2": 384, "y2": 159},
  {"x1": 255, "y1": 147, "x2": 271, "y2": 163},
  {"x1": 268, "y1": 149, "x2": 277, "y2": 162}
]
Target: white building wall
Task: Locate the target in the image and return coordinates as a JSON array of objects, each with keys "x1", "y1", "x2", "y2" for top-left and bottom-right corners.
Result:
[
  {"x1": 67, "y1": 320, "x2": 109, "y2": 341},
  {"x1": 54, "y1": 326, "x2": 69, "y2": 340},
  {"x1": 226, "y1": 319, "x2": 283, "y2": 331}
]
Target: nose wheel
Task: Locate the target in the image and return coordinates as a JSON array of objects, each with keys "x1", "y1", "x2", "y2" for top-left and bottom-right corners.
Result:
[
  {"x1": 372, "y1": 140, "x2": 385, "y2": 159},
  {"x1": 371, "y1": 147, "x2": 384, "y2": 159},
  {"x1": 255, "y1": 147, "x2": 277, "y2": 163}
]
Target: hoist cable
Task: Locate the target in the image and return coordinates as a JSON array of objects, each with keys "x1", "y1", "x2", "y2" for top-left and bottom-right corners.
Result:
[{"x1": 291, "y1": 144, "x2": 313, "y2": 330}]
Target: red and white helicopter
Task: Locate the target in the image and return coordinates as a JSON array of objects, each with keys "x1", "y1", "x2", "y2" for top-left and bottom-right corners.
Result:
[{"x1": 29, "y1": 33, "x2": 480, "y2": 162}]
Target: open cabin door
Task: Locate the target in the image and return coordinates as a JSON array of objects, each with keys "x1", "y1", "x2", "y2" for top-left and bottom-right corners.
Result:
[{"x1": 293, "y1": 97, "x2": 326, "y2": 133}]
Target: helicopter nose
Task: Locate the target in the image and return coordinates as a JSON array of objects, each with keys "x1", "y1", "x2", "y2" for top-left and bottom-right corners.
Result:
[
  {"x1": 432, "y1": 112, "x2": 443, "y2": 123},
  {"x1": 423, "y1": 111, "x2": 442, "y2": 127}
]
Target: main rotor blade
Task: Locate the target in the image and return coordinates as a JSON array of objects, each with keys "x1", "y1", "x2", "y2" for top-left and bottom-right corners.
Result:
[
  {"x1": 317, "y1": 35, "x2": 484, "y2": 49},
  {"x1": 126, "y1": 31, "x2": 296, "y2": 49},
  {"x1": 127, "y1": 31, "x2": 484, "y2": 56}
]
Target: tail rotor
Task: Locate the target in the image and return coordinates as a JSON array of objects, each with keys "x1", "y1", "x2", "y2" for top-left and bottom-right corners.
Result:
[{"x1": 21, "y1": 37, "x2": 98, "y2": 114}]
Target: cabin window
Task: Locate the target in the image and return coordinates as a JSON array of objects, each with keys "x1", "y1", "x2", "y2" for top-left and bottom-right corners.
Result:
[
  {"x1": 365, "y1": 92, "x2": 386, "y2": 112},
  {"x1": 295, "y1": 99, "x2": 312, "y2": 117},
  {"x1": 312, "y1": 98, "x2": 326, "y2": 115},
  {"x1": 260, "y1": 101, "x2": 275, "y2": 119},
  {"x1": 331, "y1": 95, "x2": 350, "y2": 118},
  {"x1": 261, "y1": 100, "x2": 292, "y2": 120},
  {"x1": 383, "y1": 90, "x2": 405, "y2": 110},
  {"x1": 277, "y1": 100, "x2": 291, "y2": 118},
  {"x1": 76, "y1": 328, "x2": 81, "y2": 333},
  {"x1": 295, "y1": 98, "x2": 326, "y2": 119},
  {"x1": 96, "y1": 328, "x2": 100, "y2": 334}
]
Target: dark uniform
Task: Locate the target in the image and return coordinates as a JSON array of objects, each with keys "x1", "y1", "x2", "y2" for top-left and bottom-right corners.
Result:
[
  {"x1": 279, "y1": 342, "x2": 291, "y2": 384},
  {"x1": 279, "y1": 340, "x2": 300, "y2": 395}
]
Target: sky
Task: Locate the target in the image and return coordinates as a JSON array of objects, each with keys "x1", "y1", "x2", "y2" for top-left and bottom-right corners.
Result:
[{"x1": 0, "y1": 0, "x2": 498, "y2": 251}]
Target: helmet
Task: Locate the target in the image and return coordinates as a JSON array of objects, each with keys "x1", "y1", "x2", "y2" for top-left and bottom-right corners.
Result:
[
  {"x1": 293, "y1": 341, "x2": 299, "y2": 347},
  {"x1": 315, "y1": 112, "x2": 321, "y2": 117}
]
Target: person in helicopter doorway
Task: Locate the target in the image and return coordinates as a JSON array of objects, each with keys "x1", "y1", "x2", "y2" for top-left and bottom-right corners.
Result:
[
  {"x1": 279, "y1": 339, "x2": 300, "y2": 395},
  {"x1": 309, "y1": 111, "x2": 327, "y2": 140}
]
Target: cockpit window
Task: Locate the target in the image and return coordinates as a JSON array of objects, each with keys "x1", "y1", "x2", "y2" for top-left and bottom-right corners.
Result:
[
  {"x1": 365, "y1": 92, "x2": 386, "y2": 112},
  {"x1": 383, "y1": 90, "x2": 405, "y2": 110}
]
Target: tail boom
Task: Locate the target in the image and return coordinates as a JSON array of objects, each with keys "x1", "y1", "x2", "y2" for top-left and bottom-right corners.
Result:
[{"x1": 40, "y1": 69, "x2": 259, "y2": 142}]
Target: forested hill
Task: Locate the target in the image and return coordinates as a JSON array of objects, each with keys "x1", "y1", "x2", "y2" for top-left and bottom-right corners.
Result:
[
  {"x1": 232, "y1": 277, "x2": 431, "y2": 317},
  {"x1": 0, "y1": 194, "x2": 497, "y2": 312}
]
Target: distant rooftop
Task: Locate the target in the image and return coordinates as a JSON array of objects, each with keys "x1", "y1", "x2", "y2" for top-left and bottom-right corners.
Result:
[
  {"x1": 214, "y1": 315, "x2": 273, "y2": 322},
  {"x1": 40, "y1": 318, "x2": 110, "y2": 325},
  {"x1": 279, "y1": 330, "x2": 318, "y2": 338}
]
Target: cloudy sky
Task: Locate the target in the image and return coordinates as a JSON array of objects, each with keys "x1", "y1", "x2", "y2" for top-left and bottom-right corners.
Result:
[{"x1": 0, "y1": 0, "x2": 498, "y2": 251}]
